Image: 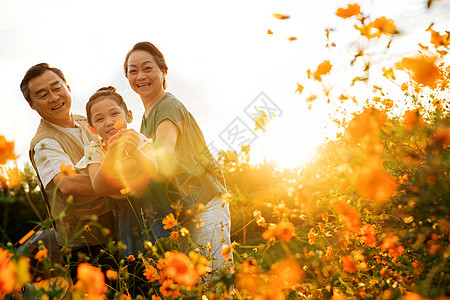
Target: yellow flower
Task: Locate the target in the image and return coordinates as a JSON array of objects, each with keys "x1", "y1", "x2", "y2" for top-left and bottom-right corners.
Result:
[
  {"x1": 106, "y1": 269, "x2": 118, "y2": 281},
  {"x1": 58, "y1": 163, "x2": 76, "y2": 179},
  {"x1": 34, "y1": 248, "x2": 48, "y2": 262},
  {"x1": 120, "y1": 187, "x2": 130, "y2": 195}
]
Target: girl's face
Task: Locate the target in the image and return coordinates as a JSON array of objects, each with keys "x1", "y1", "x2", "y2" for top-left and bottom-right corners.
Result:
[
  {"x1": 126, "y1": 50, "x2": 165, "y2": 100},
  {"x1": 90, "y1": 97, "x2": 132, "y2": 141}
]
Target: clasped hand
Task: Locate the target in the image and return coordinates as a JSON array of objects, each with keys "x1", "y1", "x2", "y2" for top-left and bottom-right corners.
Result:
[{"x1": 107, "y1": 129, "x2": 141, "y2": 158}]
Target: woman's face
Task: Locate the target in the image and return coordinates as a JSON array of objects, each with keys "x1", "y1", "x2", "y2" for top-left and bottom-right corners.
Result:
[{"x1": 126, "y1": 50, "x2": 165, "y2": 100}]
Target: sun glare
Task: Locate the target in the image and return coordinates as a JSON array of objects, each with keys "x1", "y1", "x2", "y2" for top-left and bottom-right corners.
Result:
[{"x1": 250, "y1": 107, "x2": 337, "y2": 169}]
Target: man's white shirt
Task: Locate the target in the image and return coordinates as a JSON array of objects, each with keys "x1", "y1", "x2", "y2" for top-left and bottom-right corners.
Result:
[{"x1": 33, "y1": 121, "x2": 90, "y2": 188}]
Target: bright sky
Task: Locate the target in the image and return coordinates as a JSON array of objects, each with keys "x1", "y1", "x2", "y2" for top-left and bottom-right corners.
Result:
[{"x1": 1, "y1": 0, "x2": 449, "y2": 169}]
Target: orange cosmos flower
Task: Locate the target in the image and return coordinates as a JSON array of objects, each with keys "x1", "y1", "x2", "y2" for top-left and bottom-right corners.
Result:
[
  {"x1": 295, "y1": 83, "x2": 304, "y2": 94},
  {"x1": 307, "y1": 60, "x2": 332, "y2": 82},
  {"x1": 403, "y1": 110, "x2": 424, "y2": 131},
  {"x1": 222, "y1": 244, "x2": 232, "y2": 260},
  {"x1": 164, "y1": 251, "x2": 198, "y2": 287},
  {"x1": 334, "y1": 200, "x2": 360, "y2": 232},
  {"x1": 270, "y1": 258, "x2": 304, "y2": 289},
  {"x1": 308, "y1": 228, "x2": 317, "y2": 245},
  {"x1": 336, "y1": 3, "x2": 362, "y2": 19},
  {"x1": 272, "y1": 13, "x2": 290, "y2": 20},
  {"x1": 267, "y1": 29, "x2": 273, "y2": 34},
  {"x1": 169, "y1": 231, "x2": 179, "y2": 240},
  {"x1": 113, "y1": 118, "x2": 125, "y2": 130},
  {"x1": 381, "y1": 235, "x2": 399, "y2": 250},
  {"x1": 0, "y1": 136, "x2": 15, "y2": 165},
  {"x1": 368, "y1": 17, "x2": 397, "y2": 37},
  {"x1": 396, "y1": 55, "x2": 443, "y2": 89},
  {"x1": 253, "y1": 210, "x2": 266, "y2": 227},
  {"x1": 359, "y1": 224, "x2": 376, "y2": 247},
  {"x1": 106, "y1": 269, "x2": 118, "y2": 281},
  {"x1": 401, "y1": 82, "x2": 409, "y2": 91},
  {"x1": 143, "y1": 264, "x2": 160, "y2": 282},
  {"x1": 262, "y1": 221, "x2": 295, "y2": 242},
  {"x1": 403, "y1": 292, "x2": 425, "y2": 300},
  {"x1": 344, "y1": 108, "x2": 385, "y2": 144},
  {"x1": 162, "y1": 213, "x2": 177, "y2": 230},
  {"x1": 356, "y1": 164, "x2": 398, "y2": 203},
  {"x1": 34, "y1": 248, "x2": 48, "y2": 262},
  {"x1": 58, "y1": 163, "x2": 76, "y2": 180},
  {"x1": 341, "y1": 256, "x2": 357, "y2": 273},
  {"x1": 427, "y1": 26, "x2": 450, "y2": 49},
  {"x1": 127, "y1": 255, "x2": 135, "y2": 262},
  {"x1": 235, "y1": 259, "x2": 261, "y2": 294},
  {"x1": 159, "y1": 279, "x2": 181, "y2": 298},
  {"x1": 73, "y1": 263, "x2": 106, "y2": 299}
]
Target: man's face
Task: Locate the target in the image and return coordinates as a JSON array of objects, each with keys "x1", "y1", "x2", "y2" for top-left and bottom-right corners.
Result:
[{"x1": 28, "y1": 70, "x2": 73, "y2": 127}]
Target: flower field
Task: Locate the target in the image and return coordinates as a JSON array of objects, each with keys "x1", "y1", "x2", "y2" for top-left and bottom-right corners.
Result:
[{"x1": 1, "y1": 1, "x2": 450, "y2": 299}]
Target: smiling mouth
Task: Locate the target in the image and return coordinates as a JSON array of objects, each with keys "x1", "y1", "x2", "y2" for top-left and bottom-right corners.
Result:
[
  {"x1": 137, "y1": 83, "x2": 151, "y2": 88},
  {"x1": 107, "y1": 128, "x2": 118, "y2": 135},
  {"x1": 52, "y1": 102, "x2": 65, "y2": 110}
]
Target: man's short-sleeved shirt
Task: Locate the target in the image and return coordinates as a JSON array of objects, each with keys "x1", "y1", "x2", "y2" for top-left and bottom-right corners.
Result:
[{"x1": 33, "y1": 121, "x2": 90, "y2": 188}]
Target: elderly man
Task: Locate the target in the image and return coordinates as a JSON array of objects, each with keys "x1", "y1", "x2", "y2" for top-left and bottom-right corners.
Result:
[{"x1": 20, "y1": 63, "x2": 117, "y2": 280}]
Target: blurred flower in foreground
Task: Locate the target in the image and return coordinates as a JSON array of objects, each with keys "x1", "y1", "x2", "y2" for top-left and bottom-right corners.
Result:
[
  {"x1": 270, "y1": 258, "x2": 304, "y2": 290},
  {"x1": 0, "y1": 248, "x2": 16, "y2": 295},
  {"x1": 427, "y1": 25, "x2": 450, "y2": 49},
  {"x1": 341, "y1": 256, "x2": 357, "y2": 273},
  {"x1": 272, "y1": 13, "x2": 290, "y2": 20},
  {"x1": 0, "y1": 135, "x2": 15, "y2": 164},
  {"x1": 403, "y1": 110, "x2": 424, "y2": 131},
  {"x1": 73, "y1": 263, "x2": 106, "y2": 299},
  {"x1": 58, "y1": 163, "x2": 76, "y2": 179},
  {"x1": 336, "y1": 3, "x2": 362, "y2": 19},
  {"x1": 113, "y1": 118, "x2": 125, "y2": 130},
  {"x1": 344, "y1": 108, "x2": 385, "y2": 144},
  {"x1": 262, "y1": 221, "x2": 295, "y2": 242},
  {"x1": 359, "y1": 224, "x2": 376, "y2": 247},
  {"x1": 368, "y1": 17, "x2": 397, "y2": 37},
  {"x1": 355, "y1": 162, "x2": 398, "y2": 203},
  {"x1": 334, "y1": 200, "x2": 360, "y2": 232},
  {"x1": 0, "y1": 247, "x2": 31, "y2": 295},
  {"x1": 395, "y1": 55, "x2": 443, "y2": 89},
  {"x1": 106, "y1": 270, "x2": 117, "y2": 281},
  {"x1": 164, "y1": 251, "x2": 198, "y2": 287}
]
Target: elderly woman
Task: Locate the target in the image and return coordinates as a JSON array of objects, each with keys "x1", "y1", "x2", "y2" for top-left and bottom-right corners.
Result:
[{"x1": 123, "y1": 42, "x2": 233, "y2": 271}]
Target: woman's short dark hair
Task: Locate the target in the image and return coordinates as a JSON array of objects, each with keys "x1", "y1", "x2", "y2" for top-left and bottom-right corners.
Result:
[
  {"x1": 123, "y1": 42, "x2": 168, "y2": 89},
  {"x1": 20, "y1": 63, "x2": 67, "y2": 103},
  {"x1": 86, "y1": 86, "x2": 128, "y2": 126}
]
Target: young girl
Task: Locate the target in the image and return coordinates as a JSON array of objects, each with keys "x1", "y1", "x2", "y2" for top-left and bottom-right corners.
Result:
[{"x1": 75, "y1": 86, "x2": 173, "y2": 257}]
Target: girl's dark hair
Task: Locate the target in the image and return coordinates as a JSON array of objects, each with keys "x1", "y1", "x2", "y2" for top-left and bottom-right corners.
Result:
[
  {"x1": 123, "y1": 41, "x2": 168, "y2": 89},
  {"x1": 86, "y1": 86, "x2": 128, "y2": 126}
]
